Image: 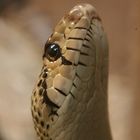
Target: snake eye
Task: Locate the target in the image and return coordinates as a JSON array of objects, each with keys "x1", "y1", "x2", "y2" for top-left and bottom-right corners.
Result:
[{"x1": 44, "y1": 43, "x2": 61, "y2": 61}]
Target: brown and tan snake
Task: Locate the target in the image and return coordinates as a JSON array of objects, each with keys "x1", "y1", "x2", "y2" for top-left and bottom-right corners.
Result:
[{"x1": 31, "y1": 3, "x2": 112, "y2": 140}]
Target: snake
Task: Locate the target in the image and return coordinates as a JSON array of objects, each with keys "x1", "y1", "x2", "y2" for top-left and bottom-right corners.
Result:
[{"x1": 31, "y1": 3, "x2": 112, "y2": 140}]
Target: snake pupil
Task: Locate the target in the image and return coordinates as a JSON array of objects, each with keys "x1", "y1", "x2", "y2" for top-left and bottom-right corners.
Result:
[{"x1": 44, "y1": 43, "x2": 61, "y2": 61}]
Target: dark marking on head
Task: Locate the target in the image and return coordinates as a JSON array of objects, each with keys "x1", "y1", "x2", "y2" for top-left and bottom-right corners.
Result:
[
  {"x1": 84, "y1": 38, "x2": 90, "y2": 42},
  {"x1": 43, "y1": 132, "x2": 46, "y2": 136},
  {"x1": 44, "y1": 68, "x2": 48, "y2": 72},
  {"x1": 40, "y1": 121, "x2": 44, "y2": 127},
  {"x1": 35, "y1": 116, "x2": 39, "y2": 123},
  {"x1": 55, "y1": 88, "x2": 67, "y2": 96},
  {"x1": 31, "y1": 109, "x2": 34, "y2": 117},
  {"x1": 89, "y1": 25, "x2": 93, "y2": 31},
  {"x1": 42, "y1": 90, "x2": 60, "y2": 109},
  {"x1": 66, "y1": 47, "x2": 80, "y2": 52},
  {"x1": 74, "y1": 26, "x2": 88, "y2": 30},
  {"x1": 38, "y1": 111, "x2": 41, "y2": 117},
  {"x1": 38, "y1": 127, "x2": 42, "y2": 133},
  {"x1": 39, "y1": 88, "x2": 43, "y2": 96},
  {"x1": 68, "y1": 37, "x2": 83, "y2": 41},
  {"x1": 87, "y1": 32, "x2": 93, "y2": 39},
  {"x1": 82, "y1": 44, "x2": 90, "y2": 48},
  {"x1": 42, "y1": 80, "x2": 47, "y2": 89},
  {"x1": 64, "y1": 33, "x2": 66, "y2": 39},
  {"x1": 61, "y1": 56, "x2": 72, "y2": 65},
  {"x1": 87, "y1": 28, "x2": 93, "y2": 35},
  {"x1": 34, "y1": 106, "x2": 37, "y2": 112},
  {"x1": 37, "y1": 79, "x2": 42, "y2": 87},
  {"x1": 78, "y1": 61, "x2": 87, "y2": 66},
  {"x1": 46, "y1": 124, "x2": 50, "y2": 129},
  {"x1": 73, "y1": 83, "x2": 77, "y2": 88},
  {"x1": 35, "y1": 98, "x2": 37, "y2": 103},
  {"x1": 51, "y1": 117, "x2": 54, "y2": 122},
  {"x1": 75, "y1": 72, "x2": 81, "y2": 79},
  {"x1": 80, "y1": 52, "x2": 89, "y2": 56},
  {"x1": 42, "y1": 72, "x2": 47, "y2": 78},
  {"x1": 49, "y1": 109, "x2": 58, "y2": 116},
  {"x1": 33, "y1": 91, "x2": 36, "y2": 96},
  {"x1": 69, "y1": 91, "x2": 75, "y2": 99}
]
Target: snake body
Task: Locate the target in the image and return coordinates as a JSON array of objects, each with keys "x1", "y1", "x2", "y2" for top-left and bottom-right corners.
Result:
[{"x1": 31, "y1": 4, "x2": 112, "y2": 140}]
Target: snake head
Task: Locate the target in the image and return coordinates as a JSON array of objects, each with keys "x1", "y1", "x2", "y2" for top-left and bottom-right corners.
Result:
[{"x1": 31, "y1": 4, "x2": 108, "y2": 140}]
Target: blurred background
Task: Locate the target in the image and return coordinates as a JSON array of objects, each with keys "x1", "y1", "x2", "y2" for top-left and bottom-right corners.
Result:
[{"x1": 0, "y1": 0, "x2": 140, "y2": 140}]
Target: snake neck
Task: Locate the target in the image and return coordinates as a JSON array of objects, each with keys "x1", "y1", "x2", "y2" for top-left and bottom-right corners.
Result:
[{"x1": 31, "y1": 38, "x2": 112, "y2": 140}]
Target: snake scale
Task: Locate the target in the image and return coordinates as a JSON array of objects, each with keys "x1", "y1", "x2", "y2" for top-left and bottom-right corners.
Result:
[{"x1": 31, "y1": 4, "x2": 112, "y2": 140}]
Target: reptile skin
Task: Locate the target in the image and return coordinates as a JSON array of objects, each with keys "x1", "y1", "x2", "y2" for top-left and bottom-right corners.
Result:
[{"x1": 31, "y1": 4, "x2": 112, "y2": 140}]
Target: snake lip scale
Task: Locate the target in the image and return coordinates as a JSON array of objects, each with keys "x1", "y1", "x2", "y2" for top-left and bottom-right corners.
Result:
[{"x1": 31, "y1": 3, "x2": 112, "y2": 140}]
